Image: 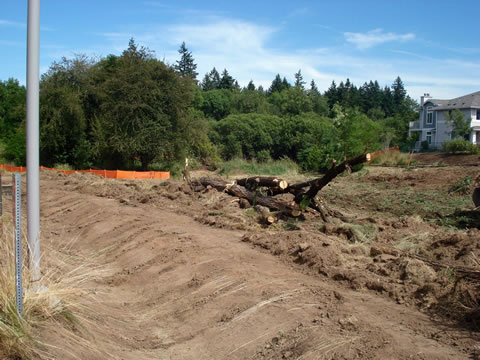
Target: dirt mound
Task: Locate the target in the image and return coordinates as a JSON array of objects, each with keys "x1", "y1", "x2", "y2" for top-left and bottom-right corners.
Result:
[
  {"x1": 10, "y1": 166, "x2": 480, "y2": 359},
  {"x1": 414, "y1": 153, "x2": 480, "y2": 166}
]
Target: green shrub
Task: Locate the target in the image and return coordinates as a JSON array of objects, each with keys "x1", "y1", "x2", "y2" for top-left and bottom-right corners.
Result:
[
  {"x1": 420, "y1": 140, "x2": 429, "y2": 151},
  {"x1": 255, "y1": 150, "x2": 271, "y2": 163},
  {"x1": 4, "y1": 129, "x2": 26, "y2": 166},
  {"x1": 443, "y1": 139, "x2": 480, "y2": 154},
  {"x1": 297, "y1": 145, "x2": 333, "y2": 172}
]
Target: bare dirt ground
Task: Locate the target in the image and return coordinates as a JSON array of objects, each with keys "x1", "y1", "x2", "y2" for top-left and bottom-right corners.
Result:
[
  {"x1": 4, "y1": 159, "x2": 480, "y2": 359},
  {"x1": 413, "y1": 152, "x2": 480, "y2": 166}
]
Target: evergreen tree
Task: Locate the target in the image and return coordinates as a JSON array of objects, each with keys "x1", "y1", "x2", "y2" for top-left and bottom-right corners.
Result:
[
  {"x1": 391, "y1": 76, "x2": 407, "y2": 112},
  {"x1": 201, "y1": 72, "x2": 214, "y2": 91},
  {"x1": 174, "y1": 41, "x2": 198, "y2": 80},
  {"x1": 282, "y1": 77, "x2": 291, "y2": 90},
  {"x1": 324, "y1": 80, "x2": 338, "y2": 108},
  {"x1": 268, "y1": 74, "x2": 283, "y2": 95},
  {"x1": 210, "y1": 68, "x2": 221, "y2": 89},
  {"x1": 382, "y1": 86, "x2": 394, "y2": 117},
  {"x1": 219, "y1": 68, "x2": 235, "y2": 90},
  {"x1": 201, "y1": 67, "x2": 221, "y2": 91},
  {"x1": 309, "y1": 79, "x2": 320, "y2": 96},
  {"x1": 294, "y1": 69, "x2": 305, "y2": 89},
  {"x1": 247, "y1": 80, "x2": 256, "y2": 91}
]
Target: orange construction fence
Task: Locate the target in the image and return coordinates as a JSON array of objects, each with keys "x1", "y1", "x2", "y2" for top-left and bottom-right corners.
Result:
[
  {"x1": 369, "y1": 146, "x2": 400, "y2": 160},
  {"x1": 0, "y1": 164, "x2": 169, "y2": 180}
]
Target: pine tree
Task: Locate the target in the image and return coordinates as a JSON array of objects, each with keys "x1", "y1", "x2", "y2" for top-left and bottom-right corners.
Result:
[
  {"x1": 201, "y1": 72, "x2": 213, "y2": 91},
  {"x1": 391, "y1": 76, "x2": 407, "y2": 112},
  {"x1": 219, "y1": 69, "x2": 235, "y2": 90},
  {"x1": 309, "y1": 79, "x2": 320, "y2": 96},
  {"x1": 294, "y1": 69, "x2": 305, "y2": 89},
  {"x1": 209, "y1": 68, "x2": 221, "y2": 89},
  {"x1": 201, "y1": 67, "x2": 220, "y2": 91},
  {"x1": 382, "y1": 86, "x2": 394, "y2": 117},
  {"x1": 174, "y1": 41, "x2": 198, "y2": 80},
  {"x1": 267, "y1": 74, "x2": 283, "y2": 95},
  {"x1": 325, "y1": 80, "x2": 338, "y2": 108},
  {"x1": 282, "y1": 77, "x2": 291, "y2": 90},
  {"x1": 247, "y1": 80, "x2": 255, "y2": 91}
]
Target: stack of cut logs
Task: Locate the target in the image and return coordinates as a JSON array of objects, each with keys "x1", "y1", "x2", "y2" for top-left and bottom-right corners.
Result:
[{"x1": 186, "y1": 153, "x2": 371, "y2": 225}]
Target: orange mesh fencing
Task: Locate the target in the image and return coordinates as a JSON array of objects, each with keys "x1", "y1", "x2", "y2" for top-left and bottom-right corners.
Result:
[{"x1": 0, "y1": 164, "x2": 169, "y2": 180}]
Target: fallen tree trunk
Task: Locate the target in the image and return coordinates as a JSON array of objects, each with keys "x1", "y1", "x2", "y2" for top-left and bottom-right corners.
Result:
[
  {"x1": 188, "y1": 153, "x2": 370, "y2": 219},
  {"x1": 293, "y1": 153, "x2": 370, "y2": 204},
  {"x1": 191, "y1": 178, "x2": 301, "y2": 216},
  {"x1": 236, "y1": 176, "x2": 288, "y2": 191},
  {"x1": 192, "y1": 177, "x2": 234, "y2": 191},
  {"x1": 226, "y1": 184, "x2": 301, "y2": 217}
]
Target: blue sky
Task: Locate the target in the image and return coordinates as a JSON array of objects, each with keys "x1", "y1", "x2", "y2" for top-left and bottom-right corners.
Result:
[{"x1": 1, "y1": 0, "x2": 480, "y2": 101}]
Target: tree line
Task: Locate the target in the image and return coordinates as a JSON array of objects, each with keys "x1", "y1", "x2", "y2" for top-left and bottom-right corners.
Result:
[{"x1": 0, "y1": 39, "x2": 418, "y2": 173}]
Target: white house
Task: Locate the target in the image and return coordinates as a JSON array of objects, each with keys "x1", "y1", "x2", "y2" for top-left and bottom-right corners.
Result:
[{"x1": 409, "y1": 91, "x2": 480, "y2": 150}]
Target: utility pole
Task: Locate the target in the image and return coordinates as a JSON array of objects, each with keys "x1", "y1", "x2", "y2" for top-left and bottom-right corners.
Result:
[{"x1": 26, "y1": 0, "x2": 41, "y2": 282}]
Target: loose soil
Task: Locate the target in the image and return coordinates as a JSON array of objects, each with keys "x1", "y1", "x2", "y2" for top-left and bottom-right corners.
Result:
[
  {"x1": 2, "y1": 162, "x2": 480, "y2": 359},
  {"x1": 413, "y1": 152, "x2": 480, "y2": 166}
]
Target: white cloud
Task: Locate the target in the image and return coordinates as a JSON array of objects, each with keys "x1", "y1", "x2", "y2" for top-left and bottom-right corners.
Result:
[
  {"x1": 0, "y1": 19, "x2": 25, "y2": 28},
  {"x1": 167, "y1": 20, "x2": 275, "y2": 52},
  {"x1": 344, "y1": 28, "x2": 415, "y2": 49},
  {"x1": 42, "y1": 17, "x2": 479, "y2": 101}
]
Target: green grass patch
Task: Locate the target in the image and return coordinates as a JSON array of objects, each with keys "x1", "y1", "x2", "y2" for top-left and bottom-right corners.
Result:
[
  {"x1": 219, "y1": 157, "x2": 299, "y2": 177},
  {"x1": 52, "y1": 163, "x2": 74, "y2": 171}
]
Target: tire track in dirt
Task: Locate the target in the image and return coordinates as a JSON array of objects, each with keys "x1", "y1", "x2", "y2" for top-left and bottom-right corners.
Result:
[{"x1": 37, "y1": 177, "x2": 473, "y2": 359}]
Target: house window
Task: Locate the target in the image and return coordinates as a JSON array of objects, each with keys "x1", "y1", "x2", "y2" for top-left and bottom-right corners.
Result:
[
  {"x1": 426, "y1": 131, "x2": 432, "y2": 145},
  {"x1": 426, "y1": 106, "x2": 433, "y2": 124}
]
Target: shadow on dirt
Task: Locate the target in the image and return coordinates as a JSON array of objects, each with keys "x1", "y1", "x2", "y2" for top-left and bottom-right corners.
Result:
[{"x1": 442, "y1": 210, "x2": 480, "y2": 229}]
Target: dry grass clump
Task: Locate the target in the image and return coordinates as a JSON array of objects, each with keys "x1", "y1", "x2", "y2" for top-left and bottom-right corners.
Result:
[
  {"x1": 371, "y1": 151, "x2": 415, "y2": 166},
  {"x1": 0, "y1": 219, "x2": 105, "y2": 359}
]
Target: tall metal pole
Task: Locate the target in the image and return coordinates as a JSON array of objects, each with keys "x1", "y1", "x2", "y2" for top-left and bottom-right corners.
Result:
[{"x1": 26, "y1": 0, "x2": 41, "y2": 282}]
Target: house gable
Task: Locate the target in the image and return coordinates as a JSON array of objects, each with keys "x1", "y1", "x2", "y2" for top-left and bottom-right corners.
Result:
[{"x1": 411, "y1": 91, "x2": 480, "y2": 149}]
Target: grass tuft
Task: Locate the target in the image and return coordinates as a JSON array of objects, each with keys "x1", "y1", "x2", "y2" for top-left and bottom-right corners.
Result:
[
  {"x1": 0, "y1": 218, "x2": 105, "y2": 359},
  {"x1": 219, "y1": 157, "x2": 299, "y2": 177},
  {"x1": 371, "y1": 151, "x2": 415, "y2": 166}
]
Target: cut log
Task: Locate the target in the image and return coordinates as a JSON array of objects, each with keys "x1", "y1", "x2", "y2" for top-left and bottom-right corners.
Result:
[
  {"x1": 236, "y1": 176, "x2": 288, "y2": 190},
  {"x1": 254, "y1": 205, "x2": 275, "y2": 225},
  {"x1": 190, "y1": 178, "x2": 301, "y2": 216},
  {"x1": 192, "y1": 177, "x2": 234, "y2": 191},
  {"x1": 239, "y1": 198, "x2": 251, "y2": 209},
  {"x1": 226, "y1": 184, "x2": 301, "y2": 217},
  {"x1": 187, "y1": 153, "x2": 370, "y2": 219}
]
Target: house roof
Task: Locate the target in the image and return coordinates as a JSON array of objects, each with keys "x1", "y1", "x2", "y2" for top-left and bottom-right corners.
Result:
[{"x1": 427, "y1": 91, "x2": 480, "y2": 110}]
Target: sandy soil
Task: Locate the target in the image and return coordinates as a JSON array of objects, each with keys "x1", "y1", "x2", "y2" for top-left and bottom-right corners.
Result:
[{"x1": 4, "y1": 163, "x2": 480, "y2": 359}]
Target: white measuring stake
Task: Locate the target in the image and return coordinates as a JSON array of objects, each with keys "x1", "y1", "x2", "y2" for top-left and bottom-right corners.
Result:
[{"x1": 13, "y1": 173, "x2": 23, "y2": 316}]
